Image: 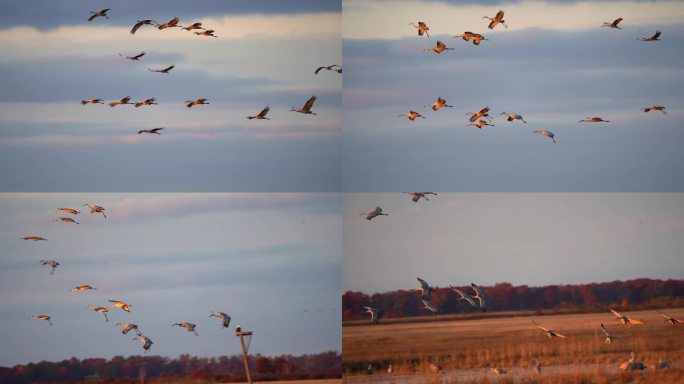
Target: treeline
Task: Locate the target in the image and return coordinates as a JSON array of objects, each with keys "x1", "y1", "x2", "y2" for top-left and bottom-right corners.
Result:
[
  {"x1": 343, "y1": 278, "x2": 684, "y2": 321},
  {"x1": 0, "y1": 351, "x2": 341, "y2": 384}
]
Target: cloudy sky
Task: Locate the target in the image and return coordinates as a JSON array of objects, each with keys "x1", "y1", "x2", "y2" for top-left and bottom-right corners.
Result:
[
  {"x1": 0, "y1": 1, "x2": 341, "y2": 191},
  {"x1": 342, "y1": 0, "x2": 684, "y2": 191},
  {"x1": 344, "y1": 193, "x2": 684, "y2": 293},
  {"x1": 0, "y1": 193, "x2": 341, "y2": 366}
]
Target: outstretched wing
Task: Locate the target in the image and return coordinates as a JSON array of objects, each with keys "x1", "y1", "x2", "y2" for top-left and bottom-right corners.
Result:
[
  {"x1": 303, "y1": 96, "x2": 317, "y2": 111},
  {"x1": 600, "y1": 323, "x2": 611, "y2": 337},
  {"x1": 314, "y1": 66, "x2": 325, "y2": 74},
  {"x1": 258, "y1": 106, "x2": 270, "y2": 118},
  {"x1": 610, "y1": 308, "x2": 622, "y2": 318},
  {"x1": 496, "y1": 10, "x2": 505, "y2": 20},
  {"x1": 651, "y1": 31, "x2": 661, "y2": 40},
  {"x1": 131, "y1": 21, "x2": 144, "y2": 34}
]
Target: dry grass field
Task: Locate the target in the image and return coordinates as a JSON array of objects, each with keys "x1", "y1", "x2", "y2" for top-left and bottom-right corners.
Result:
[{"x1": 343, "y1": 309, "x2": 684, "y2": 383}]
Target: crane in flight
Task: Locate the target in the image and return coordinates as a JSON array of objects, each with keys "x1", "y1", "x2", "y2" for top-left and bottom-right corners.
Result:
[
  {"x1": 290, "y1": 96, "x2": 317, "y2": 115},
  {"x1": 130, "y1": 20, "x2": 158, "y2": 34},
  {"x1": 134, "y1": 98, "x2": 158, "y2": 107},
  {"x1": 470, "y1": 283, "x2": 489, "y2": 311},
  {"x1": 132, "y1": 335, "x2": 153, "y2": 353},
  {"x1": 638, "y1": 31, "x2": 661, "y2": 41},
  {"x1": 21, "y1": 236, "x2": 47, "y2": 241},
  {"x1": 71, "y1": 285, "x2": 96, "y2": 292},
  {"x1": 194, "y1": 30, "x2": 217, "y2": 37},
  {"x1": 53, "y1": 217, "x2": 79, "y2": 224},
  {"x1": 119, "y1": 52, "x2": 146, "y2": 61},
  {"x1": 404, "y1": 192, "x2": 437, "y2": 202},
  {"x1": 425, "y1": 97, "x2": 453, "y2": 111},
  {"x1": 610, "y1": 308, "x2": 644, "y2": 325},
  {"x1": 416, "y1": 277, "x2": 431, "y2": 299},
  {"x1": 88, "y1": 306, "x2": 109, "y2": 322},
  {"x1": 399, "y1": 111, "x2": 425, "y2": 121},
  {"x1": 450, "y1": 285, "x2": 479, "y2": 309},
  {"x1": 467, "y1": 107, "x2": 492, "y2": 122},
  {"x1": 642, "y1": 105, "x2": 666, "y2": 114},
  {"x1": 533, "y1": 320, "x2": 567, "y2": 338},
  {"x1": 424, "y1": 40, "x2": 454, "y2": 54},
  {"x1": 602, "y1": 18, "x2": 624, "y2": 29},
  {"x1": 422, "y1": 299, "x2": 438, "y2": 313},
  {"x1": 28, "y1": 315, "x2": 53, "y2": 326},
  {"x1": 579, "y1": 117, "x2": 609, "y2": 123},
  {"x1": 600, "y1": 323, "x2": 622, "y2": 344},
  {"x1": 363, "y1": 307, "x2": 380, "y2": 325},
  {"x1": 468, "y1": 120, "x2": 494, "y2": 129},
  {"x1": 483, "y1": 10, "x2": 507, "y2": 29},
  {"x1": 210, "y1": 311, "x2": 231, "y2": 328},
  {"x1": 116, "y1": 322, "x2": 142, "y2": 336},
  {"x1": 315, "y1": 65, "x2": 342, "y2": 74},
  {"x1": 656, "y1": 310, "x2": 682, "y2": 325},
  {"x1": 40, "y1": 259, "x2": 60, "y2": 275},
  {"x1": 109, "y1": 300, "x2": 132, "y2": 312},
  {"x1": 138, "y1": 128, "x2": 164, "y2": 135},
  {"x1": 186, "y1": 98, "x2": 210, "y2": 108},
  {"x1": 81, "y1": 99, "x2": 104, "y2": 105},
  {"x1": 173, "y1": 322, "x2": 199, "y2": 335},
  {"x1": 157, "y1": 17, "x2": 181, "y2": 30},
  {"x1": 247, "y1": 106, "x2": 270, "y2": 120},
  {"x1": 533, "y1": 130, "x2": 556, "y2": 143},
  {"x1": 409, "y1": 22, "x2": 430, "y2": 37},
  {"x1": 182, "y1": 22, "x2": 205, "y2": 31},
  {"x1": 500, "y1": 112, "x2": 527, "y2": 123},
  {"x1": 83, "y1": 204, "x2": 106, "y2": 218},
  {"x1": 453, "y1": 31, "x2": 488, "y2": 45},
  {"x1": 361, "y1": 206, "x2": 388, "y2": 221},
  {"x1": 148, "y1": 65, "x2": 175, "y2": 74},
  {"x1": 109, "y1": 97, "x2": 133, "y2": 108},
  {"x1": 88, "y1": 9, "x2": 110, "y2": 22},
  {"x1": 56, "y1": 208, "x2": 80, "y2": 215}
]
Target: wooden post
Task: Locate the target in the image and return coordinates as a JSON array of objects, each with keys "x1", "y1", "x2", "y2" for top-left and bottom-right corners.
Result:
[
  {"x1": 236, "y1": 327, "x2": 252, "y2": 384},
  {"x1": 139, "y1": 357, "x2": 146, "y2": 384}
]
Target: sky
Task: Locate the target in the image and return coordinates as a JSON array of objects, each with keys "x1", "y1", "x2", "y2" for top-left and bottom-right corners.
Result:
[
  {"x1": 343, "y1": 193, "x2": 684, "y2": 293},
  {"x1": 342, "y1": 0, "x2": 684, "y2": 191},
  {"x1": 0, "y1": 0, "x2": 341, "y2": 191},
  {"x1": 0, "y1": 193, "x2": 341, "y2": 367}
]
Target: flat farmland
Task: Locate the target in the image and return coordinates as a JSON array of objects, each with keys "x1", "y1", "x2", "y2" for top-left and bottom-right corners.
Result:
[{"x1": 343, "y1": 309, "x2": 684, "y2": 383}]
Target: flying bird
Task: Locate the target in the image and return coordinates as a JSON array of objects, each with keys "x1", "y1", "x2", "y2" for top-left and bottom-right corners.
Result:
[
  {"x1": 130, "y1": 20, "x2": 158, "y2": 34},
  {"x1": 398, "y1": 111, "x2": 425, "y2": 120},
  {"x1": 40, "y1": 259, "x2": 60, "y2": 275},
  {"x1": 247, "y1": 106, "x2": 270, "y2": 120},
  {"x1": 602, "y1": 18, "x2": 624, "y2": 29},
  {"x1": 404, "y1": 192, "x2": 437, "y2": 202},
  {"x1": 638, "y1": 30, "x2": 661, "y2": 41},
  {"x1": 119, "y1": 52, "x2": 146, "y2": 61},
  {"x1": 194, "y1": 30, "x2": 217, "y2": 37},
  {"x1": 186, "y1": 98, "x2": 209, "y2": 108},
  {"x1": 132, "y1": 335, "x2": 153, "y2": 353},
  {"x1": 109, "y1": 97, "x2": 133, "y2": 108},
  {"x1": 83, "y1": 204, "x2": 106, "y2": 218},
  {"x1": 421, "y1": 299, "x2": 438, "y2": 313},
  {"x1": 157, "y1": 17, "x2": 181, "y2": 30},
  {"x1": 182, "y1": 22, "x2": 204, "y2": 31},
  {"x1": 579, "y1": 117, "x2": 609, "y2": 123},
  {"x1": 642, "y1": 105, "x2": 666, "y2": 114},
  {"x1": 362, "y1": 206, "x2": 388, "y2": 221},
  {"x1": 148, "y1": 65, "x2": 175, "y2": 74},
  {"x1": 209, "y1": 311, "x2": 231, "y2": 328},
  {"x1": 468, "y1": 120, "x2": 494, "y2": 129},
  {"x1": 88, "y1": 9, "x2": 110, "y2": 22},
  {"x1": 290, "y1": 96, "x2": 317, "y2": 115},
  {"x1": 109, "y1": 300, "x2": 132, "y2": 312},
  {"x1": 466, "y1": 107, "x2": 492, "y2": 122},
  {"x1": 500, "y1": 112, "x2": 527, "y2": 123},
  {"x1": 453, "y1": 31, "x2": 488, "y2": 45},
  {"x1": 56, "y1": 208, "x2": 80, "y2": 215},
  {"x1": 173, "y1": 322, "x2": 199, "y2": 335},
  {"x1": 409, "y1": 22, "x2": 430, "y2": 37},
  {"x1": 315, "y1": 64, "x2": 342, "y2": 74},
  {"x1": 600, "y1": 323, "x2": 622, "y2": 344},
  {"x1": 417, "y1": 277, "x2": 431, "y2": 299},
  {"x1": 134, "y1": 98, "x2": 158, "y2": 107},
  {"x1": 53, "y1": 217, "x2": 79, "y2": 224},
  {"x1": 610, "y1": 308, "x2": 644, "y2": 325},
  {"x1": 116, "y1": 322, "x2": 142, "y2": 336},
  {"x1": 450, "y1": 285, "x2": 479, "y2": 308},
  {"x1": 81, "y1": 99, "x2": 104, "y2": 105},
  {"x1": 424, "y1": 40, "x2": 453, "y2": 54},
  {"x1": 28, "y1": 315, "x2": 52, "y2": 326},
  {"x1": 470, "y1": 283, "x2": 489, "y2": 311},
  {"x1": 87, "y1": 306, "x2": 109, "y2": 322},
  {"x1": 533, "y1": 130, "x2": 556, "y2": 143},
  {"x1": 71, "y1": 285, "x2": 96, "y2": 292},
  {"x1": 138, "y1": 127, "x2": 164, "y2": 135},
  {"x1": 363, "y1": 307, "x2": 380, "y2": 325},
  {"x1": 533, "y1": 320, "x2": 567, "y2": 338},
  {"x1": 656, "y1": 310, "x2": 683, "y2": 325},
  {"x1": 21, "y1": 236, "x2": 47, "y2": 241},
  {"x1": 483, "y1": 10, "x2": 507, "y2": 29},
  {"x1": 425, "y1": 97, "x2": 453, "y2": 111}
]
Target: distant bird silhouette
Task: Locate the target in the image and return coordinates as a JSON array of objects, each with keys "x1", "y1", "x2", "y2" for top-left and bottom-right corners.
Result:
[
  {"x1": 28, "y1": 315, "x2": 52, "y2": 326},
  {"x1": 116, "y1": 322, "x2": 142, "y2": 336},
  {"x1": 468, "y1": 120, "x2": 494, "y2": 129},
  {"x1": 109, "y1": 300, "x2": 132, "y2": 312},
  {"x1": 157, "y1": 17, "x2": 180, "y2": 30},
  {"x1": 53, "y1": 217, "x2": 79, "y2": 224},
  {"x1": 40, "y1": 259, "x2": 60, "y2": 275},
  {"x1": 109, "y1": 97, "x2": 133, "y2": 108},
  {"x1": 399, "y1": 111, "x2": 425, "y2": 120},
  {"x1": 247, "y1": 106, "x2": 270, "y2": 120},
  {"x1": 424, "y1": 40, "x2": 453, "y2": 54},
  {"x1": 404, "y1": 192, "x2": 437, "y2": 202},
  {"x1": 642, "y1": 105, "x2": 666, "y2": 114},
  {"x1": 56, "y1": 208, "x2": 80, "y2": 215},
  {"x1": 119, "y1": 52, "x2": 146, "y2": 61},
  {"x1": 182, "y1": 22, "x2": 204, "y2": 31},
  {"x1": 71, "y1": 285, "x2": 96, "y2": 292},
  {"x1": 173, "y1": 322, "x2": 199, "y2": 335},
  {"x1": 362, "y1": 206, "x2": 388, "y2": 220},
  {"x1": 133, "y1": 335, "x2": 153, "y2": 353},
  {"x1": 210, "y1": 311, "x2": 231, "y2": 328},
  {"x1": 409, "y1": 22, "x2": 430, "y2": 37},
  {"x1": 81, "y1": 99, "x2": 104, "y2": 105},
  {"x1": 130, "y1": 20, "x2": 158, "y2": 34},
  {"x1": 88, "y1": 306, "x2": 109, "y2": 322},
  {"x1": 290, "y1": 96, "x2": 317, "y2": 115},
  {"x1": 656, "y1": 310, "x2": 682, "y2": 325},
  {"x1": 483, "y1": 10, "x2": 507, "y2": 29},
  {"x1": 600, "y1": 323, "x2": 622, "y2": 344},
  {"x1": 134, "y1": 98, "x2": 158, "y2": 107},
  {"x1": 21, "y1": 236, "x2": 47, "y2": 241},
  {"x1": 638, "y1": 30, "x2": 661, "y2": 41},
  {"x1": 186, "y1": 98, "x2": 209, "y2": 108},
  {"x1": 533, "y1": 130, "x2": 556, "y2": 143},
  {"x1": 602, "y1": 18, "x2": 623, "y2": 29},
  {"x1": 138, "y1": 127, "x2": 164, "y2": 135},
  {"x1": 466, "y1": 107, "x2": 492, "y2": 122},
  {"x1": 425, "y1": 97, "x2": 453, "y2": 111},
  {"x1": 83, "y1": 204, "x2": 106, "y2": 218},
  {"x1": 88, "y1": 9, "x2": 110, "y2": 22},
  {"x1": 453, "y1": 31, "x2": 488, "y2": 45},
  {"x1": 315, "y1": 64, "x2": 342, "y2": 74},
  {"x1": 470, "y1": 283, "x2": 489, "y2": 311},
  {"x1": 148, "y1": 65, "x2": 175, "y2": 74},
  {"x1": 533, "y1": 320, "x2": 567, "y2": 338},
  {"x1": 500, "y1": 112, "x2": 527, "y2": 123},
  {"x1": 363, "y1": 307, "x2": 380, "y2": 324},
  {"x1": 194, "y1": 30, "x2": 217, "y2": 37},
  {"x1": 610, "y1": 308, "x2": 644, "y2": 325},
  {"x1": 579, "y1": 117, "x2": 609, "y2": 123}
]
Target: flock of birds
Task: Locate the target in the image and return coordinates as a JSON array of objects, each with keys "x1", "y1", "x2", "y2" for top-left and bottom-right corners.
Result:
[
  {"x1": 358, "y1": 192, "x2": 681, "y2": 375},
  {"x1": 399, "y1": 11, "x2": 668, "y2": 143},
  {"x1": 22, "y1": 203, "x2": 239, "y2": 354},
  {"x1": 80, "y1": 8, "x2": 340, "y2": 136}
]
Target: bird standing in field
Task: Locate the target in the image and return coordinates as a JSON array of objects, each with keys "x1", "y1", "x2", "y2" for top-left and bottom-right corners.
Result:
[
  {"x1": 133, "y1": 335, "x2": 153, "y2": 353},
  {"x1": 21, "y1": 236, "x2": 47, "y2": 241},
  {"x1": 533, "y1": 320, "x2": 567, "y2": 338},
  {"x1": 500, "y1": 112, "x2": 527, "y2": 123},
  {"x1": 130, "y1": 20, "x2": 158, "y2": 34},
  {"x1": 533, "y1": 130, "x2": 556, "y2": 143},
  {"x1": 186, "y1": 98, "x2": 210, "y2": 108},
  {"x1": 28, "y1": 315, "x2": 53, "y2": 326},
  {"x1": 610, "y1": 308, "x2": 644, "y2": 325},
  {"x1": 600, "y1": 323, "x2": 622, "y2": 344},
  {"x1": 290, "y1": 96, "x2": 317, "y2": 115},
  {"x1": 579, "y1": 117, "x2": 609, "y2": 123},
  {"x1": 157, "y1": 17, "x2": 181, "y2": 30},
  {"x1": 602, "y1": 18, "x2": 624, "y2": 29},
  {"x1": 453, "y1": 31, "x2": 488, "y2": 45},
  {"x1": 194, "y1": 30, "x2": 217, "y2": 37},
  {"x1": 619, "y1": 352, "x2": 646, "y2": 371},
  {"x1": 656, "y1": 310, "x2": 683, "y2": 325},
  {"x1": 71, "y1": 285, "x2": 96, "y2": 292},
  {"x1": 483, "y1": 10, "x2": 507, "y2": 29},
  {"x1": 119, "y1": 52, "x2": 146, "y2": 61},
  {"x1": 425, "y1": 97, "x2": 453, "y2": 111},
  {"x1": 404, "y1": 192, "x2": 437, "y2": 202},
  {"x1": 639, "y1": 31, "x2": 661, "y2": 41},
  {"x1": 134, "y1": 98, "x2": 158, "y2": 107},
  {"x1": 40, "y1": 259, "x2": 60, "y2": 275},
  {"x1": 88, "y1": 9, "x2": 110, "y2": 22},
  {"x1": 247, "y1": 106, "x2": 270, "y2": 120},
  {"x1": 363, "y1": 307, "x2": 380, "y2": 325},
  {"x1": 468, "y1": 120, "x2": 494, "y2": 129},
  {"x1": 470, "y1": 283, "x2": 489, "y2": 311},
  {"x1": 83, "y1": 204, "x2": 106, "y2": 218},
  {"x1": 362, "y1": 206, "x2": 388, "y2": 221},
  {"x1": 424, "y1": 40, "x2": 454, "y2": 54},
  {"x1": 56, "y1": 208, "x2": 80, "y2": 215},
  {"x1": 642, "y1": 105, "x2": 666, "y2": 114},
  {"x1": 173, "y1": 322, "x2": 199, "y2": 335},
  {"x1": 148, "y1": 65, "x2": 175, "y2": 74},
  {"x1": 87, "y1": 306, "x2": 109, "y2": 322},
  {"x1": 53, "y1": 217, "x2": 79, "y2": 224},
  {"x1": 210, "y1": 311, "x2": 231, "y2": 328},
  {"x1": 467, "y1": 107, "x2": 492, "y2": 122},
  {"x1": 138, "y1": 128, "x2": 164, "y2": 135},
  {"x1": 81, "y1": 99, "x2": 104, "y2": 105},
  {"x1": 109, "y1": 97, "x2": 134, "y2": 108},
  {"x1": 109, "y1": 300, "x2": 132, "y2": 312},
  {"x1": 399, "y1": 111, "x2": 425, "y2": 120},
  {"x1": 315, "y1": 64, "x2": 342, "y2": 74},
  {"x1": 409, "y1": 22, "x2": 430, "y2": 37},
  {"x1": 116, "y1": 322, "x2": 142, "y2": 336}
]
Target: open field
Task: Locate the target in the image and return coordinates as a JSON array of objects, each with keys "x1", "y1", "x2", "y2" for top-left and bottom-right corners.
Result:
[{"x1": 343, "y1": 309, "x2": 684, "y2": 383}]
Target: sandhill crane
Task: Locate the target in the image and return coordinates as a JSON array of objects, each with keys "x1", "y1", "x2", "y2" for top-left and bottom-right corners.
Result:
[
  {"x1": 21, "y1": 236, "x2": 47, "y2": 241},
  {"x1": 132, "y1": 335, "x2": 153, "y2": 353},
  {"x1": 500, "y1": 112, "x2": 527, "y2": 123},
  {"x1": 638, "y1": 30, "x2": 661, "y2": 41},
  {"x1": 173, "y1": 322, "x2": 199, "y2": 335},
  {"x1": 468, "y1": 120, "x2": 494, "y2": 129},
  {"x1": 28, "y1": 315, "x2": 52, "y2": 326},
  {"x1": 409, "y1": 22, "x2": 429, "y2": 37},
  {"x1": 533, "y1": 320, "x2": 567, "y2": 338},
  {"x1": 109, "y1": 97, "x2": 133, "y2": 108},
  {"x1": 71, "y1": 285, "x2": 96, "y2": 292},
  {"x1": 417, "y1": 277, "x2": 431, "y2": 299},
  {"x1": 194, "y1": 30, "x2": 217, "y2": 37},
  {"x1": 186, "y1": 98, "x2": 209, "y2": 108},
  {"x1": 387, "y1": 364, "x2": 393, "y2": 374},
  {"x1": 484, "y1": 10, "x2": 507, "y2": 29},
  {"x1": 470, "y1": 283, "x2": 489, "y2": 312},
  {"x1": 466, "y1": 107, "x2": 492, "y2": 122},
  {"x1": 88, "y1": 9, "x2": 110, "y2": 22},
  {"x1": 424, "y1": 40, "x2": 453, "y2": 54},
  {"x1": 610, "y1": 308, "x2": 644, "y2": 325},
  {"x1": 404, "y1": 192, "x2": 437, "y2": 202},
  {"x1": 130, "y1": 20, "x2": 158, "y2": 34},
  {"x1": 290, "y1": 96, "x2": 317, "y2": 115},
  {"x1": 209, "y1": 311, "x2": 231, "y2": 328},
  {"x1": 56, "y1": 208, "x2": 80, "y2": 215},
  {"x1": 642, "y1": 105, "x2": 666, "y2": 114},
  {"x1": 83, "y1": 204, "x2": 106, "y2": 218},
  {"x1": 399, "y1": 111, "x2": 425, "y2": 121},
  {"x1": 363, "y1": 307, "x2": 380, "y2": 324},
  {"x1": 40, "y1": 259, "x2": 60, "y2": 275},
  {"x1": 579, "y1": 117, "x2": 609, "y2": 123},
  {"x1": 247, "y1": 106, "x2": 270, "y2": 120},
  {"x1": 429, "y1": 363, "x2": 441, "y2": 373},
  {"x1": 109, "y1": 300, "x2": 132, "y2": 312},
  {"x1": 656, "y1": 309, "x2": 683, "y2": 325},
  {"x1": 490, "y1": 367, "x2": 507, "y2": 375},
  {"x1": 138, "y1": 128, "x2": 164, "y2": 135},
  {"x1": 81, "y1": 99, "x2": 104, "y2": 105},
  {"x1": 602, "y1": 18, "x2": 623, "y2": 29},
  {"x1": 600, "y1": 323, "x2": 622, "y2": 344},
  {"x1": 450, "y1": 285, "x2": 479, "y2": 308},
  {"x1": 148, "y1": 65, "x2": 175, "y2": 74},
  {"x1": 425, "y1": 97, "x2": 453, "y2": 111},
  {"x1": 116, "y1": 322, "x2": 142, "y2": 336},
  {"x1": 453, "y1": 31, "x2": 488, "y2": 45},
  {"x1": 182, "y1": 22, "x2": 204, "y2": 31},
  {"x1": 315, "y1": 64, "x2": 342, "y2": 74},
  {"x1": 88, "y1": 306, "x2": 109, "y2": 322},
  {"x1": 362, "y1": 206, "x2": 388, "y2": 221},
  {"x1": 534, "y1": 361, "x2": 542, "y2": 374},
  {"x1": 53, "y1": 217, "x2": 79, "y2": 224},
  {"x1": 533, "y1": 130, "x2": 556, "y2": 143},
  {"x1": 619, "y1": 352, "x2": 646, "y2": 371},
  {"x1": 157, "y1": 17, "x2": 180, "y2": 30},
  {"x1": 119, "y1": 52, "x2": 146, "y2": 61},
  {"x1": 422, "y1": 299, "x2": 438, "y2": 313},
  {"x1": 134, "y1": 98, "x2": 157, "y2": 107}
]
